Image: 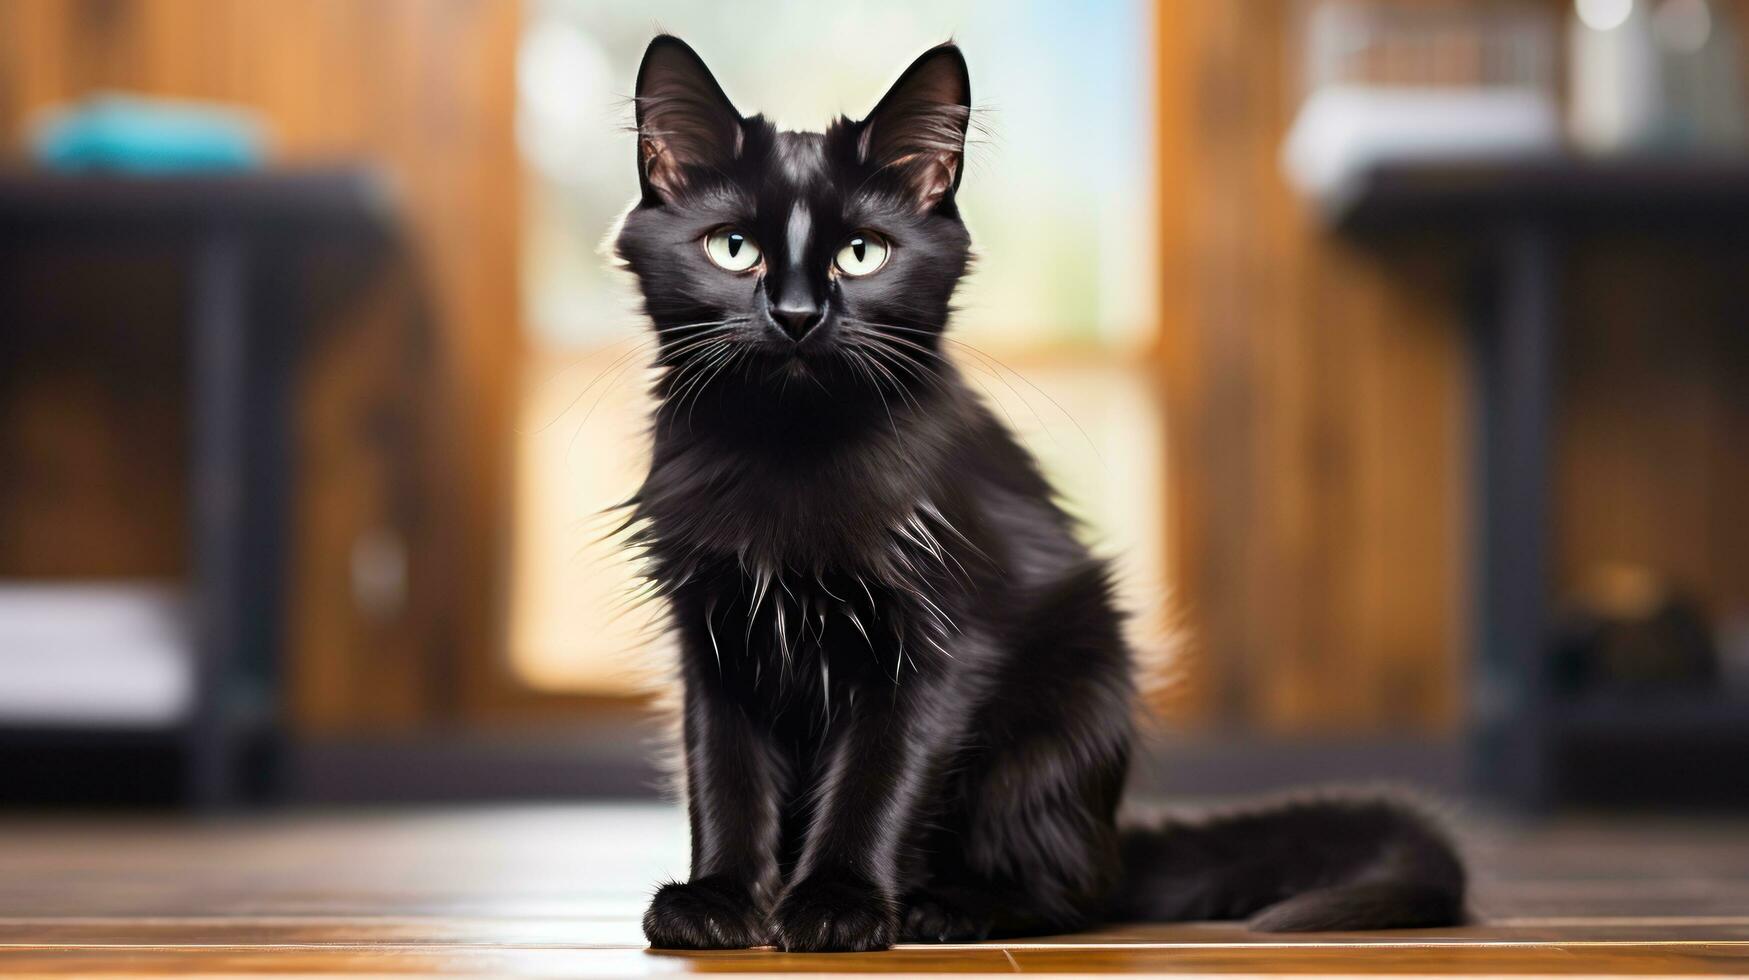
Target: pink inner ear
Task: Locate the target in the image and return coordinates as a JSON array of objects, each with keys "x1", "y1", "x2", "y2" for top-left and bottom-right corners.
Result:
[
  {"x1": 925, "y1": 149, "x2": 959, "y2": 198},
  {"x1": 641, "y1": 137, "x2": 687, "y2": 196},
  {"x1": 859, "y1": 111, "x2": 966, "y2": 210},
  {"x1": 888, "y1": 150, "x2": 958, "y2": 208}
]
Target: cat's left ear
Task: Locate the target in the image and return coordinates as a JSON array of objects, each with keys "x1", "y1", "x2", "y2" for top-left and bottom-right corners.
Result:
[
  {"x1": 858, "y1": 43, "x2": 971, "y2": 209},
  {"x1": 634, "y1": 35, "x2": 743, "y2": 203}
]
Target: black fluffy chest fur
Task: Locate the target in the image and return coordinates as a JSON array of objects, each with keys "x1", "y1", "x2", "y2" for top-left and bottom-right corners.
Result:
[
  {"x1": 635, "y1": 374, "x2": 1104, "y2": 741},
  {"x1": 621, "y1": 35, "x2": 1466, "y2": 954}
]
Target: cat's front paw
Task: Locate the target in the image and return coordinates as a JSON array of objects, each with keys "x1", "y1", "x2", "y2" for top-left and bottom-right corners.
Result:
[
  {"x1": 770, "y1": 874, "x2": 896, "y2": 952},
  {"x1": 643, "y1": 875, "x2": 766, "y2": 949},
  {"x1": 902, "y1": 888, "x2": 995, "y2": 942}
]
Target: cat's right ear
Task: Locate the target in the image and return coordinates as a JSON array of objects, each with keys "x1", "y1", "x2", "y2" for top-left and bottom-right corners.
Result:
[
  {"x1": 634, "y1": 35, "x2": 743, "y2": 203},
  {"x1": 858, "y1": 43, "x2": 972, "y2": 210}
]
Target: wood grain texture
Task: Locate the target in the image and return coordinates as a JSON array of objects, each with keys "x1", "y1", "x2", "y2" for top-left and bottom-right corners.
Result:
[
  {"x1": 0, "y1": 805, "x2": 1746, "y2": 975},
  {"x1": 1155, "y1": 0, "x2": 1466, "y2": 731}
]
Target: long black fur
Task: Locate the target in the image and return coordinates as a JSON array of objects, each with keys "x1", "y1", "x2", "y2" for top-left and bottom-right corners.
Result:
[{"x1": 615, "y1": 36, "x2": 1466, "y2": 952}]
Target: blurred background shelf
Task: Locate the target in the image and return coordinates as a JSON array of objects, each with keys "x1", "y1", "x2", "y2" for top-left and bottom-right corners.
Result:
[
  {"x1": 0, "y1": 168, "x2": 425, "y2": 807},
  {"x1": 1333, "y1": 153, "x2": 1749, "y2": 808}
]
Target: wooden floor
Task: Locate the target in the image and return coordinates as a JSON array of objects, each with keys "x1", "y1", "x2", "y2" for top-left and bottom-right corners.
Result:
[{"x1": 0, "y1": 804, "x2": 1746, "y2": 976}]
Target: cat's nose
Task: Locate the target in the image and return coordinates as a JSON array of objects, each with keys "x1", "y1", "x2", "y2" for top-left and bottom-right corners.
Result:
[{"x1": 771, "y1": 303, "x2": 823, "y2": 341}]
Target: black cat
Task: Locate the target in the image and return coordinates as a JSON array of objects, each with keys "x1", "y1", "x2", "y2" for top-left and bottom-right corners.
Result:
[{"x1": 615, "y1": 35, "x2": 1465, "y2": 953}]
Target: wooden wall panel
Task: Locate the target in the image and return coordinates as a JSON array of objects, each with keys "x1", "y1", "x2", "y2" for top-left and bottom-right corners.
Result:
[{"x1": 1158, "y1": 0, "x2": 1472, "y2": 732}]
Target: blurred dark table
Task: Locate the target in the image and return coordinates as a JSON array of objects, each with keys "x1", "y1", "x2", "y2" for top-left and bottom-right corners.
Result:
[
  {"x1": 1333, "y1": 154, "x2": 1749, "y2": 809},
  {"x1": 0, "y1": 168, "x2": 395, "y2": 231},
  {"x1": 1332, "y1": 154, "x2": 1749, "y2": 235},
  {"x1": 0, "y1": 168, "x2": 402, "y2": 807}
]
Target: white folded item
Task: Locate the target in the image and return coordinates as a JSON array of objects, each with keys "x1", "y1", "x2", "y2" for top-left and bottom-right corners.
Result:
[
  {"x1": 0, "y1": 582, "x2": 194, "y2": 728},
  {"x1": 1283, "y1": 85, "x2": 1564, "y2": 204}
]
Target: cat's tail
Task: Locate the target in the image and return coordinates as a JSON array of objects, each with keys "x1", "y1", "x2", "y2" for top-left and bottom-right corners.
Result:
[{"x1": 1107, "y1": 791, "x2": 1467, "y2": 931}]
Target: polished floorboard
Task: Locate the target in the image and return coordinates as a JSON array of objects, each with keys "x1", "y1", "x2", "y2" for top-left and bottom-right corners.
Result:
[{"x1": 0, "y1": 803, "x2": 1745, "y2": 975}]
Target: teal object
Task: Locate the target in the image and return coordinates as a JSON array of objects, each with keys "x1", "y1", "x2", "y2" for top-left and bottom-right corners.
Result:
[{"x1": 30, "y1": 94, "x2": 267, "y2": 173}]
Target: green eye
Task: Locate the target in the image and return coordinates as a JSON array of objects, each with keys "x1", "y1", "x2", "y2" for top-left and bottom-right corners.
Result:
[
  {"x1": 704, "y1": 228, "x2": 761, "y2": 272},
  {"x1": 835, "y1": 232, "x2": 889, "y2": 277}
]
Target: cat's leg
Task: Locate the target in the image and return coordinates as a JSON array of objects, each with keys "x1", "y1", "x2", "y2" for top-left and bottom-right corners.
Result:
[
  {"x1": 903, "y1": 563, "x2": 1132, "y2": 941},
  {"x1": 768, "y1": 671, "x2": 960, "y2": 953},
  {"x1": 643, "y1": 652, "x2": 787, "y2": 950}
]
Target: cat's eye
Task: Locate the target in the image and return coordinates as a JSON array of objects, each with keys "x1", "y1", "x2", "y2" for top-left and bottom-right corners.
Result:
[
  {"x1": 834, "y1": 232, "x2": 889, "y2": 277},
  {"x1": 704, "y1": 228, "x2": 761, "y2": 273}
]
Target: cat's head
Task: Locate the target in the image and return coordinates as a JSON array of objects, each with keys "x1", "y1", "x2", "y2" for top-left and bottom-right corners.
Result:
[{"x1": 614, "y1": 36, "x2": 973, "y2": 415}]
